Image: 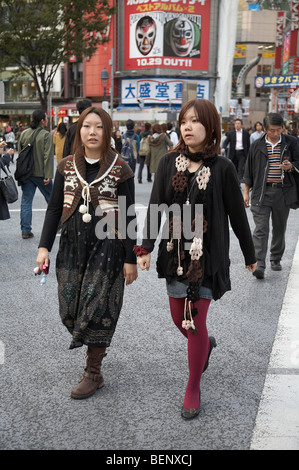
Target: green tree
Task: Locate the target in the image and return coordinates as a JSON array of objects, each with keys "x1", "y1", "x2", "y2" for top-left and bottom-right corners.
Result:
[
  {"x1": 0, "y1": 0, "x2": 116, "y2": 110},
  {"x1": 261, "y1": 0, "x2": 290, "y2": 10}
]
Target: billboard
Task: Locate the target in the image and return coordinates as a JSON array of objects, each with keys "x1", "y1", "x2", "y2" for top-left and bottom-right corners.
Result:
[
  {"x1": 121, "y1": 77, "x2": 210, "y2": 105},
  {"x1": 124, "y1": 0, "x2": 211, "y2": 71},
  {"x1": 254, "y1": 74, "x2": 299, "y2": 88}
]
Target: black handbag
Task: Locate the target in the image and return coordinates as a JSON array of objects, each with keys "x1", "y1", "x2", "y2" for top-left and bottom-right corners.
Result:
[
  {"x1": 15, "y1": 127, "x2": 42, "y2": 186},
  {"x1": 0, "y1": 165, "x2": 18, "y2": 204}
]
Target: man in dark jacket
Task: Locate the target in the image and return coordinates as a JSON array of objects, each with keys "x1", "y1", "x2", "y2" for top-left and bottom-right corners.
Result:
[
  {"x1": 221, "y1": 118, "x2": 250, "y2": 182},
  {"x1": 138, "y1": 122, "x2": 151, "y2": 183},
  {"x1": 62, "y1": 99, "x2": 92, "y2": 158},
  {"x1": 243, "y1": 113, "x2": 299, "y2": 279},
  {"x1": 121, "y1": 119, "x2": 140, "y2": 173}
]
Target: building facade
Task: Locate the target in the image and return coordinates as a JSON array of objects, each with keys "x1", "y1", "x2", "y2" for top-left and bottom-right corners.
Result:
[
  {"x1": 233, "y1": 0, "x2": 299, "y2": 130},
  {"x1": 0, "y1": 0, "x2": 297, "y2": 135}
]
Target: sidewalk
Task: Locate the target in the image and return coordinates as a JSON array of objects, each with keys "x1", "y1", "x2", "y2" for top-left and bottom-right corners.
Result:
[{"x1": 250, "y1": 237, "x2": 299, "y2": 450}]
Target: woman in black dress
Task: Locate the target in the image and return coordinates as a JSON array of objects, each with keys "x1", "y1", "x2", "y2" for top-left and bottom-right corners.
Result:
[{"x1": 37, "y1": 107, "x2": 137, "y2": 399}]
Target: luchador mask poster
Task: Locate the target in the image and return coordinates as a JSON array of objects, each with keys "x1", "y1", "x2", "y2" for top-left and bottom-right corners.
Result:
[{"x1": 124, "y1": 0, "x2": 211, "y2": 71}]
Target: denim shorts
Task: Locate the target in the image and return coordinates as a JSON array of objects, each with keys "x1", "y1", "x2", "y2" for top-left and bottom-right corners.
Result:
[{"x1": 166, "y1": 279, "x2": 213, "y2": 300}]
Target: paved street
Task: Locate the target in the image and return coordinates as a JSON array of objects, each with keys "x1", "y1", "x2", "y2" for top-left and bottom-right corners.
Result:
[{"x1": 1, "y1": 160, "x2": 299, "y2": 453}]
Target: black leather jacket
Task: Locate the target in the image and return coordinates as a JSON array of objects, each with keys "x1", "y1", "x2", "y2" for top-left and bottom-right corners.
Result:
[{"x1": 243, "y1": 133, "x2": 299, "y2": 207}]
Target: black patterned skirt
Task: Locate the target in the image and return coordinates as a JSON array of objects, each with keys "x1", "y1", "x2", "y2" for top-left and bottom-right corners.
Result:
[{"x1": 56, "y1": 209, "x2": 125, "y2": 349}]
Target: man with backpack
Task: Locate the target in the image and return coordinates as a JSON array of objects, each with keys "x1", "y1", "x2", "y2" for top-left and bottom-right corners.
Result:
[
  {"x1": 121, "y1": 119, "x2": 140, "y2": 173},
  {"x1": 17, "y1": 109, "x2": 54, "y2": 239}
]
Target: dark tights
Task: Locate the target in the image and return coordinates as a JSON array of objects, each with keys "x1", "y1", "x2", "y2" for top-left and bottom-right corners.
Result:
[{"x1": 169, "y1": 296, "x2": 211, "y2": 410}]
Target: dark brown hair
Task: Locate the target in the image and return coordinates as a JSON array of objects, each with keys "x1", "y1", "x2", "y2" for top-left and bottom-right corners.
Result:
[
  {"x1": 30, "y1": 109, "x2": 46, "y2": 129},
  {"x1": 152, "y1": 123, "x2": 162, "y2": 134},
  {"x1": 73, "y1": 106, "x2": 114, "y2": 164},
  {"x1": 175, "y1": 99, "x2": 221, "y2": 158}
]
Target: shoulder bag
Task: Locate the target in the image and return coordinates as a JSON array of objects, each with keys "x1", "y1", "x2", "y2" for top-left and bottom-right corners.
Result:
[
  {"x1": 15, "y1": 127, "x2": 43, "y2": 186},
  {"x1": 0, "y1": 164, "x2": 18, "y2": 204}
]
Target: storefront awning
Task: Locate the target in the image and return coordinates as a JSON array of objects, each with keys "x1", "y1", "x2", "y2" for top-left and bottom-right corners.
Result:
[
  {"x1": 113, "y1": 106, "x2": 179, "y2": 122},
  {"x1": 58, "y1": 102, "x2": 101, "y2": 117},
  {"x1": 0, "y1": 102, "x2": 40, "y2": 116}
]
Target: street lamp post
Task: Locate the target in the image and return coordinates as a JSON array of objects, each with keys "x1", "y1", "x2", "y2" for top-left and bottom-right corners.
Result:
[
  {"x1": 110, "y1": 48, "x2": 114, "y2": 122},
  {"x1": 101, "y1": 67, "x2": 109, "y2": 113},
  {"x1": 101, "y1": 67, "x2": 109, "y2": 100}
]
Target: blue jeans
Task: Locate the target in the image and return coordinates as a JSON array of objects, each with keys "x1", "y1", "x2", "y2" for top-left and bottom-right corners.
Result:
[{"x1": 20, "y1": 176, "x2": 53, "y2": 234}]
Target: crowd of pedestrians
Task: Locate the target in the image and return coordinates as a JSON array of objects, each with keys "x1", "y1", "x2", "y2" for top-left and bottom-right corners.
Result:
[{"x1": 1, "y1": 100, "x2": 299, "y2": 421}]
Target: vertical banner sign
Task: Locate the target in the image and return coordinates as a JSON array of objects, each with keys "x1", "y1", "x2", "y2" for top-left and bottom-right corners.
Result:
[
  {"x1": 124, "y1": 0, "x2": 211, "y2": 71},
  {"x1": 275, "y1": 11, "x2": 285, "y2": 69},
  {"x1": 291, "y1": 0, "x2": 299, "y2": 31}
]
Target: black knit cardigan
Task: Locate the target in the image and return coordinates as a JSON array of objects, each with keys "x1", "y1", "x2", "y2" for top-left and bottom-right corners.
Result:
[{"x1": 141, "y1": 152, "x2": 256, "y2": 301}]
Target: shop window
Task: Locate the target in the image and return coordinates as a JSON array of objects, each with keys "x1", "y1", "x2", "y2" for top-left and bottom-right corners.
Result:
[
  {"x1": 256, "y1": 63, "x2": 272, "y2": 97},
  {"x1": 69, "y1": 62, "x2": 83, "y2": 99},
  {"x1": 5, "y1": 79, "x2": 38, "y2": 102}
]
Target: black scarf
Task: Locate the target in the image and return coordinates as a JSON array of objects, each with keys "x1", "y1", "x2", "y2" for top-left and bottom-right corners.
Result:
[{"x1": 184, "y1": 151, "x2": 204, "y2": 162}]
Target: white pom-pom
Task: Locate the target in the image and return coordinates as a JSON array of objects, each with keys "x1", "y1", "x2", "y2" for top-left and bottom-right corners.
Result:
[
  {"x1": 79, "y1": 204, "x2": 88, "y2": 214},
  {"x1": 82, "y1": 213, "x2": 92, "y2": 223},
  {"x1": 177, "y1": 266, "x2": 183, "y2": 276},
  {"x1": 182, "y1": 320, "x2": 192, "y2": 330},
  {"x1": 167, "y1": 241, "x2": 174, "y2": 252}
]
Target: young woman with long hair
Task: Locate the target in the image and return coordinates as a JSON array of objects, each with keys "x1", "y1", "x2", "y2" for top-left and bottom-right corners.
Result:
[{"x1": 37, "y1": 107, "x2": 137, "y2": 399}]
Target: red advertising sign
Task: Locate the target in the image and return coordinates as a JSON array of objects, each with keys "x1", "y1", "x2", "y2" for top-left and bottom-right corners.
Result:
[{"x1": 124, "y1": 0, "x2": 211, "y2": 71}]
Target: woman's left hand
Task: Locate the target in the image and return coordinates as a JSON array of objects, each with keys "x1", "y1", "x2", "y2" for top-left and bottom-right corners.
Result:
[
  {"x1": 246, "y1": 262, "x2": 257, "y2": 273},
  {"x1": 123, "y1": 263, "x2": 138, "y2": 285}
]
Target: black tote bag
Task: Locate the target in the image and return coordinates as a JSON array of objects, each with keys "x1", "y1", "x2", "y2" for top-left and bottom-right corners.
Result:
[{"x1": 0, "y1": 165, "x2": 18, "y2": 204}]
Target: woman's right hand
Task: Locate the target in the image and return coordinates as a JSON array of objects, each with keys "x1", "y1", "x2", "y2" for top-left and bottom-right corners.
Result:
[
  {"x1": 36, "y1": 247, "x2": 50, "y2": 271},
  {"x1": 137, "y1": 253, "x2": 151, "y2": 271}
]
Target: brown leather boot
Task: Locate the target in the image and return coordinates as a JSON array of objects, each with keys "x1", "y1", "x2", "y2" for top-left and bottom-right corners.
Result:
[{"x1": 71, "y1": 347, "x2": 107, "y2": 399}]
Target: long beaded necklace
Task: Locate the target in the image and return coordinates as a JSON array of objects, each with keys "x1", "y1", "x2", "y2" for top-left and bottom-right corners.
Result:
[{"x1": 185, "y1": 165, "x2": 202, "y2": 205}]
